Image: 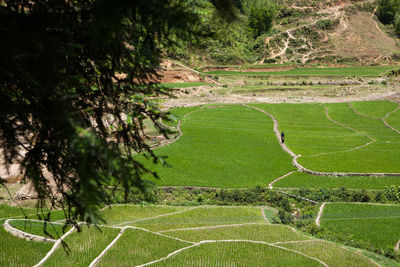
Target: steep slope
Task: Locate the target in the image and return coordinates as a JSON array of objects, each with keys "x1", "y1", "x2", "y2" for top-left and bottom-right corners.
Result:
[{"x1": 264, "y1": 0, "x2": 400, "y2": 64}]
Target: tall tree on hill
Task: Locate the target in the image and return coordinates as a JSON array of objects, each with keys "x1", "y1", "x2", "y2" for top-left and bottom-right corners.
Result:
[
  {"x1": 377, "y1": 0, "x2": 400, "y2": 24},
  {"x1": 247, "y1": 0, "x2": 277, "y2": 37},
  {"x1": 0, "y1": 0, "x2": 238, "y2": 228}
]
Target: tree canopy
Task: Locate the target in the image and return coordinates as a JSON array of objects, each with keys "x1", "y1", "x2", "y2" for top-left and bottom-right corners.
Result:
[{"x1": 0, "y1": 0, "x2": 207, "y2": 227}]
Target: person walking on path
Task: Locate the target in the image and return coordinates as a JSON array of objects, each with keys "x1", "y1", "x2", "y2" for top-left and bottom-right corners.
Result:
[{"x1": 281, "y1": 131, "x2": 285, "y2": 144}]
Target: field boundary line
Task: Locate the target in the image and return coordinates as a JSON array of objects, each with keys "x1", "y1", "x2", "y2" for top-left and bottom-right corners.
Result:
[
  {"x1": 4, "y1": 219, "x2": 58, "y2": 243},
  {"x1": 125, "y1": 226, "x2": 194, "y2": 244},
  {"x1": 382, "y1": 104, "x2": 400, "y2": 135},
  {"x1": 137, "y1": 239, "x2": 329, "y2": 267},
  {"x1": 348, "y1": 102, "x2": 380, "y2": 119},
  {"x1": 272, "y1": 239, "x2": 316, "y2": 245},
  {"x1": 317, "y1": 239, "x2": 380, "y2": 267},
  {"x1": 319, "y1": 106, "x2": 376, "y2": 156},
  {"x1": 261, "y1": 207, "x2": 270, "y2": 223},
  {"x1": 136, "y1": 243, "x2": 199, "y2": 267},
  {"x1": 33, "y1": 223, "x2": 81, "y2": 267},
  {"x1": 151, "y1": 106, "x2": 204, "y2": 150},
  {"x1": 242, "y1": 104, "x2": 400, "y2": 178},
  {"x1": 349, "y1": 101, "x2": 400, "y2": 135},
  {"x1": 315, "y1": 202, "x2": 327, "y2": 226},
  {"x1": 89, "y1": 228, "x2": 126, "y2": 267},
  {"x1": 159, "y1": 222, "x2": 266, "y2": 233},
  {"x1": 114, "y1": 206, "x2": 199, "y2": 226},
  {"x1": 241, "y1": 104, "x2": 296, "y2": 157},
  {"x1": 269, "y1": 171, "x2": 296, "y2": 189}
]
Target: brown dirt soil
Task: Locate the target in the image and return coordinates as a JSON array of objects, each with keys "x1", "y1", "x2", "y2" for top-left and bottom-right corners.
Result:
[
  {"x1": 332, "y1": 13, "x2": 398, "y2": 60},
  {"x1": 158, "y1": 70, "x2": 203, "y2": 83}
]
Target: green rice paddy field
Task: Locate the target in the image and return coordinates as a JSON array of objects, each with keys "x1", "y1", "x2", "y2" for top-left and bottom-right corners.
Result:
[
  {"x1": 320, "y1": 203, "x2": 400, "y2": 252},
  {"x1": 206, "y1": 65, "x2": 399, "y2": 77},
  {"x1": 142, "y1": 101, "x2": 400, "y2": 189},
  {"x1": 0, "y1": 205, "x2": 387, "y2": 267}
]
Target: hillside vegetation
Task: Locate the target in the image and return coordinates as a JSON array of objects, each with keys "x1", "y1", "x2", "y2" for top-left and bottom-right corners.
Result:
[{"x1": 173, "y1": 0, "x2": 400, "y2": 65}]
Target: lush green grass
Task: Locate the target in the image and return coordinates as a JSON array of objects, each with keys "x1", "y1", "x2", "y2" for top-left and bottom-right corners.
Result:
[
  {"x1": 161, "y1": 82, "x2": 209, "y2": 88},
  {"x1": 131, "y1": 206, "x2": 264, "y2": 231},
  {"x1": 263, "y1": 206, "x2": 279, "y2": 222},
  {"x1": 321, "y1": 203, "x2": 400, "y2": 250},
  {"x1": 9, "y1": 219, "x2": 70, "y2": 238},
  {"x1": 166, "y1": 224, "x2": 309, "y2": 243},
  {"x1": 144, "y1": 105, "x2": 295, "y2": 188},
  {"x1": 98, "y1": 205, "x2": 187, "y2": 225},
  {"x1": 151, "y1": 241, "x2": 324, "y2": 266},
  {"x1": 240, "y1": 63, "x2": 298, "y2": 69},
  {"x1": 251, "y1": 102, "x2": 400, "y2": 173},
  {"x1": 0, "y1": 204, "x2": 36, "y2": 219},
  {"x1": 281, "y1": 240, "x2": 377, "y2": 267},
  {"x1": 274, "y1": 171, "x2": 400, "y2": 189},
  {"x1": 43, "y1": 226, "x2": 120, "y2": 267},
  {"x1": 300, "y1": 102, "x2": 400, "y2": 172},
  {"x1": 0, "y1": 219, "x2": 53, "y2": 267},
  {"x1": 98, "y1": 228, "x2": 188, "y2": 267},
  {"x1": 350, "y1": 101, "x2": 399, "y2": 119},
  {"x1": 387, "y1": 108, "x2": 400, "y2": 133},
  {"x1": 163, "y1": 106, "x2": 202, "y2": 127},
  {"x1": 250, "y1": 103, "x2": 368, "y2": 157},
  {"x1": 0, "y1": 205, "x2": 388, "y2": 266},
  {"x1": 206, "y1": 66, "x2": 398, "y2": 77}
]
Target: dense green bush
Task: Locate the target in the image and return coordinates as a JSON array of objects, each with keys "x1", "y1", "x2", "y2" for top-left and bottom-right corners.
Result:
[
  {"x1": 292, "y1": 187, "x2": 398, "y2": 204},
  {"x1": 316, "y1": 19, "x2": 338, "y2": 30},
  {"x1": 377, "y1": 0, "x2": 400, "y2": 24},
  {"x1": 248, "y1": 0, "x2": 277, "y2": 37}
]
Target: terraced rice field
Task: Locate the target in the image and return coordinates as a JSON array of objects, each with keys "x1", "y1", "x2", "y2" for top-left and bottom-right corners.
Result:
[
  {"x1": 273, "y1": 171, "x2": 400, "y2": 189},
  {"x1": 143, "y1": 101, "x2": 400, "y2": 189},
  {"x1": 206, "y1": 65, "x2": 398, "y2": 77},
  {"x1": 252, "y1": 101, "x2": 400, "y2": 173},
  {"x1": 143, "y1": 104, "x2": 295, "y2": 188},
  {"x1": 320, "y1": 203, "x2": 400, "y2": 251},
  {"x1": 1, "y1": 205, "x2": 380, "y2": 266}
]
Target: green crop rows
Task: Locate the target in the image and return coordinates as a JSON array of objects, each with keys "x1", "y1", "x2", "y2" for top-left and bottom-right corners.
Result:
[
  {"x1": 141, "y1": 101, "x2": 400, "y2": 189},
  {"x1": 206, "y1": 65, "x2": 398, "y2": 77},
  {"x1": 320, "y1": 203, "x2": 400, "y2": 251},
  {"x1": 0, "y1": 205, "x2": 384, "y2": 266},
  {"x1": 143, "y1": 105, "x2": 295, "y2": 188}
]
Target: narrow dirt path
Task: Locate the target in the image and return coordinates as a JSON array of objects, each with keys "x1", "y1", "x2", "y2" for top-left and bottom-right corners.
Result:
[
  {"x1": 4, "y1": 219, "x2": 60, "y2": 243},
  {"x1": 306, "y1": 106, "x2": 376, "y2": 158},
  {"x1": 243, "y1": 104, "x2": 400, "y2": 177},
  {"x1": 89, "y1": 228, "x2": 126, "y2": 267},
  {"x1": 33, "y1": 223, "x2": 81, "y2": 267},
  {"x1": 382, "y1": 105, "x2": 400, "y2": 135},
  {"x1": 151, "y1": 106, "x2": 204, "y2": 150},
  {"x1": 261, "y1": 207, "x2": 269, "y2": 223},
  {"x1": 348, "y1": 102, "x2": 380, "y2": 119},
  {"x1": 242, "y1": 104, "x2": 296, "y2": 157},
  {"x1": 268, "y1": 171, "x2": 296, "y2": 189},
  {"x1": 349, "y1": 101, "x2": 400, "y2": 135},
  {"x1": 315, "y1": 202, "x2": 327, "y2": 227}
]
